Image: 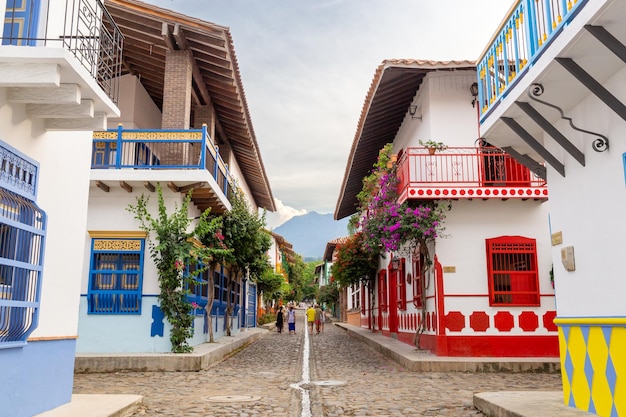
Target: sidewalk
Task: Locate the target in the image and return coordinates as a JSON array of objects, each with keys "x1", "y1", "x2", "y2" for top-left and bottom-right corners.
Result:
[
  {"x1": 335, "y1": 322, "x2": 595, "y2": 417},
  {"x1": 40, "y1": 323, "x2": 594, "y2": 417},
  {"x1": 37, "y1": 327, "x2": 269, "y2": 417}
]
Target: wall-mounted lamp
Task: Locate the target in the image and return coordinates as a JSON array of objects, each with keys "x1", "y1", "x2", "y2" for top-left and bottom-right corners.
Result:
[
  {"x1": 390, "y1": 256, "x2": 400, "y2": 270},
  {"x1": 409, "y1": 105, "x2": 422, "y2": 120},
  {"x1": 470, "y1": 82, "x2": 479, "y2": 108}
]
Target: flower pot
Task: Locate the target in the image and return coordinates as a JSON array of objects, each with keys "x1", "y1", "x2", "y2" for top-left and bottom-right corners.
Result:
[{"x1": 428, "y1": 147, "x2": 436, "y2": 155}]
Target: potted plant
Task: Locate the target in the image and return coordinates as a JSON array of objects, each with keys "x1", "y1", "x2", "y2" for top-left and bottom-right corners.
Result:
[{"x1": 419, "y1": 139, "x2": 447, "y2": 155}]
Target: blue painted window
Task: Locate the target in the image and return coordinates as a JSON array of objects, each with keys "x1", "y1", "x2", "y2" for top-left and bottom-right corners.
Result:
[
  {"x1": 87, "y1": 238, "x2": 144, "y2": 314},
  {"x1": 0, "y1": 141, "x2": 46, "y2": 349},
  {"x1": 2, "y1": 0, "x2": 41, "y2": 46},
  {"x1": 185, "y1": 261, "x2": 209, "y2": 316}
]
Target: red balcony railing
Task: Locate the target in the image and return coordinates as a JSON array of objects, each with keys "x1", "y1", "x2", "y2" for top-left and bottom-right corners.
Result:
[{"x1": 396, "y1": 147, "x2": 548, "y2": 202}]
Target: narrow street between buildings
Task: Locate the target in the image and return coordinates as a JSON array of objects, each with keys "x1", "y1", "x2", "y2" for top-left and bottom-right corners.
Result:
[{"x1": 73, "y1": 316, "x2": 562, "y2": 417}]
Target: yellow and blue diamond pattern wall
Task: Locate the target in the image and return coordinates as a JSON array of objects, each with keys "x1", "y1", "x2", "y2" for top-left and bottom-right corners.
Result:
[{"x1": 555, "y1": 317, "x2": 626, "y2": 417}]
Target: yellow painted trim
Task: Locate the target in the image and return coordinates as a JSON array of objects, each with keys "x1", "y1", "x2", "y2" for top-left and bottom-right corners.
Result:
[
  {"x1": 88, "y1": 230, "x2": 148, "y2": 238},
  {"x1": 28, "y1": 335, "x2": 78, "y2": 341},
  {"x1": 554, "y1": 317, "x2": 626, "y2": 326},
  {"x1": 187, "y1": 237, "x2": 205, "y2": 249}
]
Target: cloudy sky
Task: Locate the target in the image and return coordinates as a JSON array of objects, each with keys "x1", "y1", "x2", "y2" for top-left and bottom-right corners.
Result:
[{"x1": 143, "y1": 0, "x2": 513, "y2": 228}]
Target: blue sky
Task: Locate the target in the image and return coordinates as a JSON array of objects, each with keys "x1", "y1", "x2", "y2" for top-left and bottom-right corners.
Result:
[{"x1": 143, "y1": 0, "x2": 514, "y2": 228}]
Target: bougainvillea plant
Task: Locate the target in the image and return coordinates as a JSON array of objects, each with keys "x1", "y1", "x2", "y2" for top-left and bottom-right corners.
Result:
[{"x1": 356, "y1": 143, "x2": 449, "y2": 260}]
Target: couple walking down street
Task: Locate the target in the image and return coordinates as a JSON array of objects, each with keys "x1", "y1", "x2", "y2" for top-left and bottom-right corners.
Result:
[
  {"x1": 276, "y1": 304, "x2": 297, "y2": 334},
  {"x1": 306, "y1": 304, "x2": 325, "y2": 334}
]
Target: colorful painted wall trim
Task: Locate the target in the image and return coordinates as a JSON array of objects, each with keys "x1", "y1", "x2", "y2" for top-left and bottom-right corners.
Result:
[{"x1": 554, "y1": 317, "x2": 626, "y2": 417}]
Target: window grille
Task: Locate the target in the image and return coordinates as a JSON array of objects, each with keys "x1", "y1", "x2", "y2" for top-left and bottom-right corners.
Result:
[
  {"x1": 0, "y1": 140, "x2": 46, "y2": 348},
  {"x1": 486, "y1": 236, "x2": 539, "y2": 306},
  {"x1": 412, "y1": 254, "x2": 425, "y2": 308},
  {"x1": 397, "y1": 258, "x2": 407, "y2": 310},
  {"x1": 87, "y1": 238, "x2": 144, "y2": 314},
  {"x1": 378, "y1": 270, "x2": 387, "y2": 312}
]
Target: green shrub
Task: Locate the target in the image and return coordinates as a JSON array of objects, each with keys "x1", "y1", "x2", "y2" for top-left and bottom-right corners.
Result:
[{"x1": 258, "y1": 313, "x2": 276, "y2": 325}]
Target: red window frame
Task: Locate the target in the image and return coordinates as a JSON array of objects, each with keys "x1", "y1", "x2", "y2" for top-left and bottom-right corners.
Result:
[
  {"x1": 360, "y1": 283, "x2": 366, "y2": 315},
  {"x1": 397, "y1": 258, "x2": 407, "y2": 310},
  {"x1": 378, "y1": 269, "x2": 387, "y2": 312},
  {"x1": 486, "y1": 236, "x2": 540, "y2": 306},
  {"x1": 412, "y1": 253, "x2": 424, "y2": 308}
]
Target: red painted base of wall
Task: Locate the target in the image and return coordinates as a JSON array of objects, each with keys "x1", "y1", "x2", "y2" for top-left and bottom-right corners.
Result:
[{"x1": 394, "y1": 331, "x2": 559, "y2": 357}]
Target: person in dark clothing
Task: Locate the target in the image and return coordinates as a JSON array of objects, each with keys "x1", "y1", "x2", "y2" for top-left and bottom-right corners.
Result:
[{"x1": 275, "y1": 305, "x2": 285, "y2": 333}]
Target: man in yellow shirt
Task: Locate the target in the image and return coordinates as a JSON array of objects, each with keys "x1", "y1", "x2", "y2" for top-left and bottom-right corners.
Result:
[{"x1": 306, "y1": 304, "x2": 316, "y2": 334}]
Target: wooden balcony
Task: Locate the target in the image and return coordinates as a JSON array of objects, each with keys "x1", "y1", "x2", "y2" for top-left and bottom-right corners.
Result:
[
  {"x1": 91, "y1": 126, "x2": 235, "y2": 214},
  {"x1": 396, "y1": 147, "x2": 548, "y2": 203}
]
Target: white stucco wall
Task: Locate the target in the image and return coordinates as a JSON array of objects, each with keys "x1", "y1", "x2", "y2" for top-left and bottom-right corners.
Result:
[
  {"x1": 0, "y1": 90, "x2": 92, "y2": 339},
  {"x1": 394, "y1": 71, "x2": 478, "y2": 153},
  {"x1": 545, "y1": 65, "x2": 626, "y2": 317},
  {"x1": 108, "y1": 74, "x2": 162, "y2": 129}
]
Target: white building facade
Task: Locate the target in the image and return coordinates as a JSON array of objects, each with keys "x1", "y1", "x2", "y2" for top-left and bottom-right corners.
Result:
[
  {"x1": 0, "y1": 0, "x2": 122, "y2": 414},
  {"x1": 75, "y1": 0, "x2": 274, "y2": 353},
  {"x1": 336, "y1": 61, "x2": 558, "y2": 357},
  {"x1": 477, "y1": 1, "x2": 626, "y2": 415}
]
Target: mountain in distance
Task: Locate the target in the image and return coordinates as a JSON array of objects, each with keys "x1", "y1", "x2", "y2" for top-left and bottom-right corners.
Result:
[{"x1": 273, "y1": 212, "x2": 350, "y2": 260}]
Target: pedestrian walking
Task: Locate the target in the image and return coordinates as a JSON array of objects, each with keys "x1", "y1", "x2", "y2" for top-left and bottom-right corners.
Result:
[
  {"x1": 275, "y1": 305, "x2": 284, "y2": 333},
  {"x1": 287, "y1": 304, "x2": 296, "y2": 334},
  {"x1": 306, "y1": 304, "x2": 316, "y2": 334},
  {"x1": 319, "y1": 305, "x2": 326, "y2": 333},
  {"x1": 314, "y1": 304, "x2": 323, "y2": 334}
]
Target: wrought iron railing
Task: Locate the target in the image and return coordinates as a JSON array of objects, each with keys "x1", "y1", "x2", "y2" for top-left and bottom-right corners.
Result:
[
  {"x1": 396, "y1": 147, "x2": 547, "y2": 198},
  {"x1": 91, "y1": 126, "x2": 236, "y2": 202},
  {"x1": 2, "y1": 0, "x2": 123, "y2": 104},
  {"x1": 476, "y1": 0, "x2": 587, "y2": 120}
]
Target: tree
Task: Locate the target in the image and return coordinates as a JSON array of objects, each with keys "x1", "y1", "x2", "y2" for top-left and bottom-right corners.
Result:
[
  {"x1": 128, "y1": 185, "x2": 229, "y2": 352},
  {"x1": 220, "y1": 190, "x2": 271, "y2": 336},
  {"x1": 256, "y1": 260, "x2": 286, "y2": 310}
]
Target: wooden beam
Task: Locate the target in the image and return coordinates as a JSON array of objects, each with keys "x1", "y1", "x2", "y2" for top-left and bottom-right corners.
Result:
[
  {"x1": 96, "y1": 181, "x2": 110, "y2": 192},
  {"x1": 161, "y1": 22, "x2": 177, "y2": 51},
  {"x1": 144, "y1": 181, "x2": 155, "y2": 192},
  {"x1": 179, "y1": 182, "x2": 204, "y2": 192},
  {"x1": 167, "y1": 182, "x2": 180, "y2": 192},
  {"x1": 120, "y1": 181, "x2": 133, "y2": 193}
]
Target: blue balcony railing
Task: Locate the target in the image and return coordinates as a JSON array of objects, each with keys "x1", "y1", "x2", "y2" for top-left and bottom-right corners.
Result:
[
  {"x1": 91, "y1": 125, "x2": 235, "y2": 202},
  {"x1": 476, "y1": 0, "x2": 587, "y2": 121},
  {"x1": 1, "y1": 0, "x2": 124, "y2": 104}
]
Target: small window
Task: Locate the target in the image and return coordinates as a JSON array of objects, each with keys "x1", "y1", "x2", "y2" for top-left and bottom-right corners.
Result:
[
  {"x1": 88, "y1": 238, "x2": 144, "y2": 314},
  {"x1": 185, "y1": 261, "x2": 209, "y2": 316},
  {"x1": 486, "y1": 236, "x2": 539, "y2": 306},
  {"x1": 378, "y1": 270, "x2": 387, "y2": 312},
  {"x1": 397, "y1": 258, "x2": 407, "y2": 310},
  {"x1": 412, "y1": 253, "x2": 425, "y2": 308}
]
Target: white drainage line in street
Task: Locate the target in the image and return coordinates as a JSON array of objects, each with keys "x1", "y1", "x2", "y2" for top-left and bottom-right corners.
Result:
[{"x1": 290, "y1": 316, "x2": 312, "y2": 417}]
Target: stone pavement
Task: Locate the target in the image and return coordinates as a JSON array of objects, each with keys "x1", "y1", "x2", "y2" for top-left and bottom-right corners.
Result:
[{"x1": 37, "y1": 318, "x2": 594, "y2": 417}]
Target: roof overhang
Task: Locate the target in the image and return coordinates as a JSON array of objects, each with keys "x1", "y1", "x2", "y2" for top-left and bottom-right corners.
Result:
[
  {"x1": 334, "y1": 59, "x2": 475, "y2": 220},
  {"x1": 104, "y1": 0, "x2": 275, "y2": 211}
]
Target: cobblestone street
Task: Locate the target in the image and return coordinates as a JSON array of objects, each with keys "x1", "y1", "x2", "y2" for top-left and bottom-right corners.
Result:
[{"x1": 73, "y1": 319, "x2": 563, "y2": 417}]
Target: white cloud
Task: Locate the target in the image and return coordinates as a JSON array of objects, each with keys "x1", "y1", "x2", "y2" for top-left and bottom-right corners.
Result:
[{"x1": 262, "y1": 198, "x2": 307, "y2": 230}]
